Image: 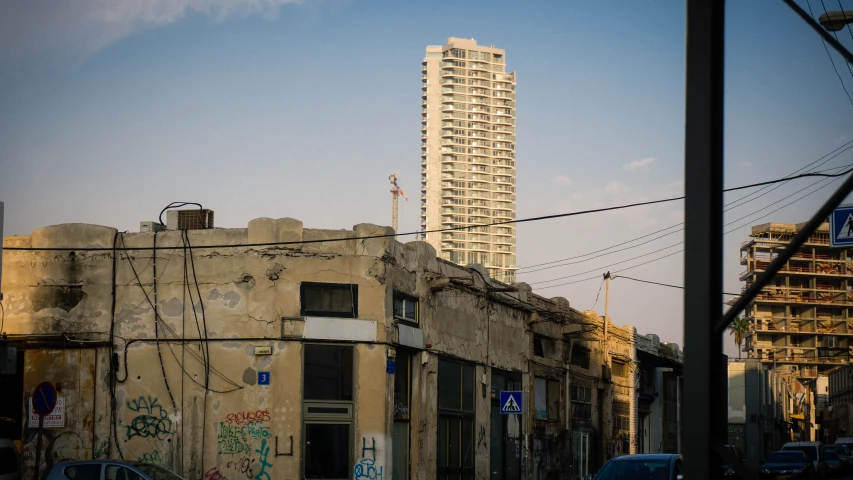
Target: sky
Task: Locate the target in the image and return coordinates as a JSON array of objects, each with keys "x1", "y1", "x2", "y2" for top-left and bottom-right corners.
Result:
[{"x1": 1, "y1": 0, "x2": 853, "y2": 357}]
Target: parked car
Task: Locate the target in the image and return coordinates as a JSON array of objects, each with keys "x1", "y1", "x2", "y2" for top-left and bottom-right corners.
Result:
[
  {"x1": 45, "y1": 461, "x2": 183, "y2": 480},
  {"x1": 824, "y1": 444, "x2": 852, "y2": 473},
  {"x1": 722, "y1": 444, "x2": 747, "y2": 476},
  {"x1": 0, "y1": 438, "x2": 20, "y2": 480},
  {"x1": 782, "y1": 442, "x2": 827, "y2": 480},
  {"x1": 826, "y1": 451, "x2": 844, "y2": 478},
  {"x1": 760, "y1": 450, "x2": 815, "y2": 480},
  {"x1": 585, "y1": 454, "x2": 682, "y2": 480}
]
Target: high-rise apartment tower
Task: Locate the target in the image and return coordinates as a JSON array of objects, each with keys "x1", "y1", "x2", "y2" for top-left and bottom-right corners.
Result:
[
  {"x1": 420, "y1": 38, "x2": 517, "y2": 283},
  {"x1": 741, "y1": 222, "x2": 853, "y2": 379}
]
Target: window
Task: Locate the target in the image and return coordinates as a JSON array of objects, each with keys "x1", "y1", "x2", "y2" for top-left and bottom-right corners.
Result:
[
  {"x1": 571, "y1": 385, "x2": 593, "y2": 420},
  {"x1": 533, "y1": 335, "x2": 555, "y2": 358},
  {"x1": 438, "y1": 359, "x2": 475, "y2": 480},
  {"x1": 613, "y1": 400, "x2": 631, "y2": 432},
  {"x1": 304, "y1": 344, "x2": 353, "y2": 401},
  {"x1": 612, "y1": 360, "x2": 629, "y2": 378},
  {"x1": 63, "y1": 464, "x2": 102, "y2": 480},
  {"x1": 570, "y1": 348, "x2": 591, "y2": 369},
  {"x1": 106, "y1": 465, "x2": 142, "y2": 480},
  {"x1": 394, "y1": 292, "x2": 419, "y2": 326},
  {"x1": 534, "y1": 377, "x2": 560, "y2": 420},
  {"x1": 300, "y1": 282, "x2": 358, "y2": 318}
]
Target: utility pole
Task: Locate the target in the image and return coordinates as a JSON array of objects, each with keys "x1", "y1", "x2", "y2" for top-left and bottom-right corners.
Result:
[{"x1": 603, "y1": 271, "x2": 612, "y2": 368}]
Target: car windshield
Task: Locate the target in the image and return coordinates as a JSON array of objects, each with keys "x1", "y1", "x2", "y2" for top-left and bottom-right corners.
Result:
[
  {"x1": 828, "y1": 446, "x2": 849, "y2": 454},
  {"x1": 594, "y1": 459, "x2": 671, "y2": 480},
  {"x1": 784, "y1": 446, "x2": 818, "y2": 462},
  {"x1": 767, "y1": 452, "x2": 807, "y2": 463},
  {"x1": 827, "y1": 452, "x2": 840, "y2": 461},
  {"x1": 135, "y1": 464, "x2": 184, "y2": 480}
]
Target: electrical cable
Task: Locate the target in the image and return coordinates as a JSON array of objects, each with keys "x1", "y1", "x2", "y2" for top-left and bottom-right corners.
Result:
[
  {"x1": 590, "y1": 278, "x2": 606, "y2": 311},
  {"x1": 536, "y1": 249, "x2": 685, "y2": 290},
  {"x1": 530, "y1": 171, "x2": 847, "y2": 287},
  {"x1": 120, "y1": 234, "x2": 242, "y2": 392},
  {"x1": 121, "y1": 233, "x2": 177, "y2": 411},
  {"x1": 9, "y1": 167, "x2": 853, "y2": 254},
  {"x1": 807, "y1": 0, "x2": 853, "y2": 105},
  {"x1": 515, "y1": 151, "x2": 853, "y2": 273},
  {"x1": 108, "y1": 232, "x2": 123, "y2": 459},
  {"x1": 821, "y1": 0, "x2": 853, "y2": 81},
  {"x1": 616, "y1": 275, "x2": 741, "y2": 295},
  {"x1": 184, "y1": 230, "x2": 212, "y2": 471},
  {"x1": 159, "y1": 202, "x2": 204, "y2": 228}
]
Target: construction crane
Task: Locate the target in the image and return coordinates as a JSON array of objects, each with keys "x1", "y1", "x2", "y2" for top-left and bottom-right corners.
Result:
[{"x1": 389, "y1": 171, "x2": 408, "y2": 233}]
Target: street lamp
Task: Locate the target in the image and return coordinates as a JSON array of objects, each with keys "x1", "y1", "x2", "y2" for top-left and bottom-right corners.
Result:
[{"x1": 819, "y1": 10, "x2": 853, "y2": 32}]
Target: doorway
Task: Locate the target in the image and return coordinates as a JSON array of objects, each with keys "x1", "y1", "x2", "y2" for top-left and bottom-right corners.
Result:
[{"x1": 490, "y1": 370, "x2": 521, "y2": 480}]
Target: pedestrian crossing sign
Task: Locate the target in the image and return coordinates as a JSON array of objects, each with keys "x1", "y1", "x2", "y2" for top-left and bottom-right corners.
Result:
[
  {"x1": 830, "y1": 205, "x2": 853, "y2": 247},
  {"x1": 500, "y1": 391, "x2": 522, "y2": 414}
]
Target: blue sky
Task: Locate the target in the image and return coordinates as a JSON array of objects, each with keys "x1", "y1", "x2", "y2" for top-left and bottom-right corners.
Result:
[{"x1": 1, "y1": 0, "x2": 852, "y2": 356}]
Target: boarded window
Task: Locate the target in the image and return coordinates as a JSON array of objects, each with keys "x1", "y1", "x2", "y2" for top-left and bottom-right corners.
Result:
[
  {"x1": 304, "y1": 344, "x2": 353, "y2": 401},
  {"x1": 612, "y1": 360, "x2": 629, "y2": 378},
  {"x1": 300, "y1": 282, "x2": 358, "y2": 318}
]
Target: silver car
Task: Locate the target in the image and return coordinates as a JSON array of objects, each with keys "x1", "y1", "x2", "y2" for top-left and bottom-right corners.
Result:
[{"x1": 45, "y1": 461, "x2": 182, "y2": 480}]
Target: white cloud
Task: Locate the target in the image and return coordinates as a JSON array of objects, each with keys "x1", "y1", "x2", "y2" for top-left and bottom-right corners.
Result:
[
  {"x1": 603, "y1": 181, "x2": 627, "y2": 195},
  {"x1": 552, "y1": 174, "x2": 573, "y2": 187},
  {"x1": 0, "y1": 0, "x2": 309, "y2": 63},
  {"x1": 623, "y1": 157, "x2": 656, "y2": 170},
  {"x1": 738, "y1": 161, "x2": 754, "y2": 168}
]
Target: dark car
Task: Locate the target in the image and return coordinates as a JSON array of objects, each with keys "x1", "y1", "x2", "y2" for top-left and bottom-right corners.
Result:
[
  {"x1": 761, "y1": 451, "x2": 815, "y2": 480},
  {"x1": 826, "y1": 452, "x2": 843, "y2": 477},
  {"x1": 586, "y1": 454, "x2": 682, "y2": 480},
  {"x1": 722, "y1": 444, "x2": 747, "y2": 476},
  {"x1": 45, "y1": 461, "x2": 183, "y2": 480},
  {"x1": 824, "y1": 445, "x2": 852, "y2": 473}
]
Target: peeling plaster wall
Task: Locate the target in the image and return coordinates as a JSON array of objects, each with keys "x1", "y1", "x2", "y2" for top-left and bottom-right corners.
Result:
[{"x1": 3, "y1": 217, "x2": 621, "y2": 480}]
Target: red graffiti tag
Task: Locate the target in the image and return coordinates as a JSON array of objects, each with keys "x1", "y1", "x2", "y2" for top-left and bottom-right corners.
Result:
[
  {"x1": 204, "y1": 468, "x2": 227, "y2": 480},
  {"x1": 225, "y1": 409, "x2": 271, "y2": 425}
]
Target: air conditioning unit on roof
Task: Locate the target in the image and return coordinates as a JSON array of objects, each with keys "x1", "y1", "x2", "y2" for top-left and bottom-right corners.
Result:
[{"x1": 166, "y1": 209, "x2": 214, "y2": 231}]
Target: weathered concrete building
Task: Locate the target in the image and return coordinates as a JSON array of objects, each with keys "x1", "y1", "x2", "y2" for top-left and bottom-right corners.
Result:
[{"x1": 0, "y1": 217, "x2": 682, "y2": 480}]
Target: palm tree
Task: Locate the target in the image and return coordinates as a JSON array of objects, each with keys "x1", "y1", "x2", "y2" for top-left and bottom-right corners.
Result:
[{"x1": 728, "y1": 316, "x2": 751, "y2": 359}]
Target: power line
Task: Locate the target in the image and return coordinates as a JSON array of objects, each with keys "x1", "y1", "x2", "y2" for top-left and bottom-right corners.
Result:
[
  {"x1": 807, "y1": 0, "x2": 853, "y2": 105},
  {"x1": 527, "y1": 171, "x2": 845, "y2": 286},
  {"x1": 518, "y1": 164, "x2": 853, "y2": 276},
  {"x1": 821, "y1": 0, "x2": 853, "y2": 81},
  {"x1": 517, "y1": 144, "x2": 853, "y2": 273},
  {"x1": 536, "y1": 249, "x2": 685, "y2": 290},
  {"x1": 554, "y1": 175, "x2": 843, "y2": 290},
  {"x1": 9, "y1": 163, "x2": 853, "y2": 254},
  {"x1": 617, "y1": 275, "x2": 741, "y2": 296}
]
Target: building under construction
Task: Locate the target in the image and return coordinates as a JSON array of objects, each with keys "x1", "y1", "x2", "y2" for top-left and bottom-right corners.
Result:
[{"x1": 741, "y1": 222, "x2": 853, "y2": 379}]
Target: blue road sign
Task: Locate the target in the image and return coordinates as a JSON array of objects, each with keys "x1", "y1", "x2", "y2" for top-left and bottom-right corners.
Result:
[
  {"x1": 258, "y1": 371, "x2": 270, "y2": 385},
  {"x1": 500, "y1": 391, "x2": 522, "y2": 414},
  {"x1": 830, "y1": 205, "x2": 853, "y2": 247},
  {"x1": 32, "y1": 381, "x2": 58, "y2": 416}
]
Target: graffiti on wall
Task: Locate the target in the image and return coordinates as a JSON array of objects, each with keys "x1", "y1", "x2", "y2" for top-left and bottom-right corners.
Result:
[
  {"x1": 204, "y1": 467, "x2": 227, "y2": 480},
  {"x1": 217, "y1": 421, "x2": 271, "y2": 455},
  {"x1": 226, "y1": 410, "x2": 271, "y2": 426},
  {"x1": 353, "y1": 437, "x2": 382, "y2": 480},
  {"x1": 125, "y1": 396, "x2": 172, "y2": 440},
  {"x1": 253, "y1": 439, "x2": 273, "y2": 480},
  {"x1": 138, "y1": 449, "x2": 164, "y2": 465}
]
